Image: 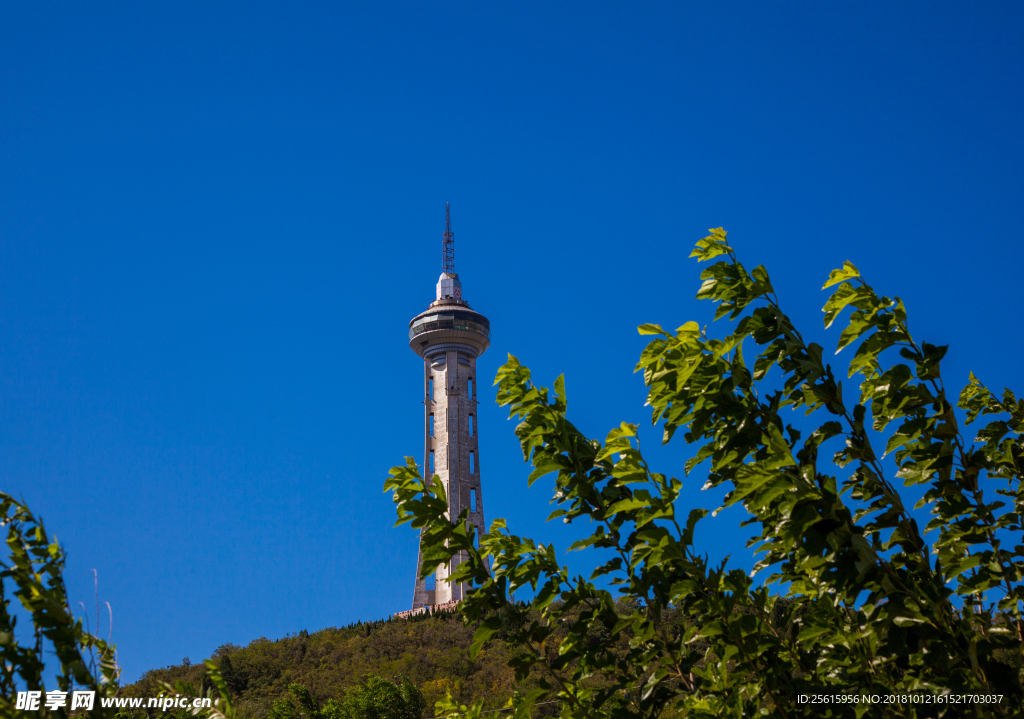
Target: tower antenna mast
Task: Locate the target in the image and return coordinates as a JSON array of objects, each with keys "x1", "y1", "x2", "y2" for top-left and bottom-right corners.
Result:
[{"x1": 442, "y1": 203, "x2": 455, "y2": 274}]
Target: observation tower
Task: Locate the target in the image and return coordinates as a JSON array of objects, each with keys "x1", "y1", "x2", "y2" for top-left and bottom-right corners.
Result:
[{"x1": 406, "y1": 204, "x2": 490, "y2": 610}]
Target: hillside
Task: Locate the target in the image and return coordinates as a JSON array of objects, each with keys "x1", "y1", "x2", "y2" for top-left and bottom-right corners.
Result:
[
  {"x1": 122, "y1": 608, "x2": 534, "y2": 718},
  {"x1": 121, "y1": 592, "x2": 1024, "y2": 719}
]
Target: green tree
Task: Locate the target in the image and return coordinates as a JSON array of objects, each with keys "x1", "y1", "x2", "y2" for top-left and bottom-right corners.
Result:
[
  {"x1": 0, "y1": 491, "x2": 236, "y2": 719},
  {"x1": 0, "y1": 492, "x2": 119, "y2": 718},
  {"x1": 268, "y1": 683, "x2": 330, "y2": 719},
  {"x1": 386, "y1": 229, "x2": 1024, "y2": 718},
  {"x1": 268, "y1": 677, "x2": 425, "y2": 719},
  {"x1": 333, "y1": 675, "x2": 426, "y2": 719}
]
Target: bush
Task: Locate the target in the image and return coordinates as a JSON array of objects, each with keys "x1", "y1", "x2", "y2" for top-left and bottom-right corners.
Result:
[{"x1": 387, "y1": 228, "x2": 1024, "y2": 718}]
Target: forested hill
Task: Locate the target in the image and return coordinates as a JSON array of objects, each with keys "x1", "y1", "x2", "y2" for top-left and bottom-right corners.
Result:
[
  {"x1": 109, "y1": 598, "x2": 1024, "y2": 718},
  {"x1": 122, "y1": 608, "x2": 529, "y2": 718}
]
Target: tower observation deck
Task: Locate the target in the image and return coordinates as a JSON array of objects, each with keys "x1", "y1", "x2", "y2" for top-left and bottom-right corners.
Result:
[{"x1": 406, "y1": 205, "x2": 490, "y2": 611}]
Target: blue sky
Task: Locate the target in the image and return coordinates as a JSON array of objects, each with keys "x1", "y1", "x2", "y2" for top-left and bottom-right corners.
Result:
[{"x1": 2, "y1": 2, "x2": 1022, "y2": 684}]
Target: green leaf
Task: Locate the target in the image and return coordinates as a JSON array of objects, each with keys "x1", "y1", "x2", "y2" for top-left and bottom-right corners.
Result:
[
  {"x1": 822, "y1": 260, "x2": 861, "y2": 288},
  {"x1": 638, "y1": 323, "x2": 668, "y2": 336},
  {"x1": 796, "y1": 624, "x2": 830, "y2": 644},
  {"x1": 683, "y1": 508, "x2": 708, "y2": 546},
  {"x1": 470, "y1": 617, "x2": 503, "y2": 659},
  {"x1": 690, "y1": 227, "x2": 732, "y2": 262},
  {"x1": 822, "y1": 282, "x2": 873, "y2": 329},
  {"x1": 513, "y1": 689, "x2": 548, "y2": 719}
]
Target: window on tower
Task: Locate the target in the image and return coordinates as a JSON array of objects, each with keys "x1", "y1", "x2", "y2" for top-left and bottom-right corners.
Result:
[
  {"x1": 468, "y1": 414, "x2": 474, "y2": 437},
  {"x1": 470, "y1": 487, "x2": 477, "y2": 512},
  {"x1": 425, "y1": 574, "x2": 435, "y2": 591},
  {"x1": 429, "y1": 413, "x2": 434, "y2": 437},
  {"x1": 469, "y1": 451, "x2": 475, "y2": 474},
  {"x1": 428, "y1": 378, "x2": 434, "y2": 401},
  {"x1": 468, "y1": 378, "x2": 473, "y2": 398},
  {"x1": 429, "y1": 451, "x2": 435, "y2": 474}
]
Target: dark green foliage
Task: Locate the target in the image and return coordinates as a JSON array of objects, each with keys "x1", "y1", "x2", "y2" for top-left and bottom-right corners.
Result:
[
  {"x1": 386, "y1": 228, "x2": 1024, "y2": 717},
  {"x1": 122, "y1": 610, "x2": 528, "y2": 718},
  {"x1": 314, "y1": 675, "x2": 425, "y2": 719},
  {"x1": 268, "y1": 684, "x2": 319, "y2": 719},
  {"x1": 123, "y1": 600, "x2": 666, "y2": 719}
]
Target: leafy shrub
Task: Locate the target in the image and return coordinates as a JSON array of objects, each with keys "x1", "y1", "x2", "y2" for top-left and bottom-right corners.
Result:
[{"x1": 387, "y1": 229, "x2": 1024, "y2": 718}]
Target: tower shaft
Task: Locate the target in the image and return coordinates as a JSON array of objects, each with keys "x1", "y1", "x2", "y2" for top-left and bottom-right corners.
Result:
[{"x1": 412, "y1": 348, "x2": 485, "y2": 608}]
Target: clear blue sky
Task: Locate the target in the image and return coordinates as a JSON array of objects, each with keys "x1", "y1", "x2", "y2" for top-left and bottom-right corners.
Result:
[{"x1": 2, "y1": 2, "x2": 1021, "y2": 684}]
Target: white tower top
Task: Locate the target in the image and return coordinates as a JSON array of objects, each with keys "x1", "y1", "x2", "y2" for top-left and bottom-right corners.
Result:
[{"x1": 436, "y1": 272, "x2": 462, "y2": 301}]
